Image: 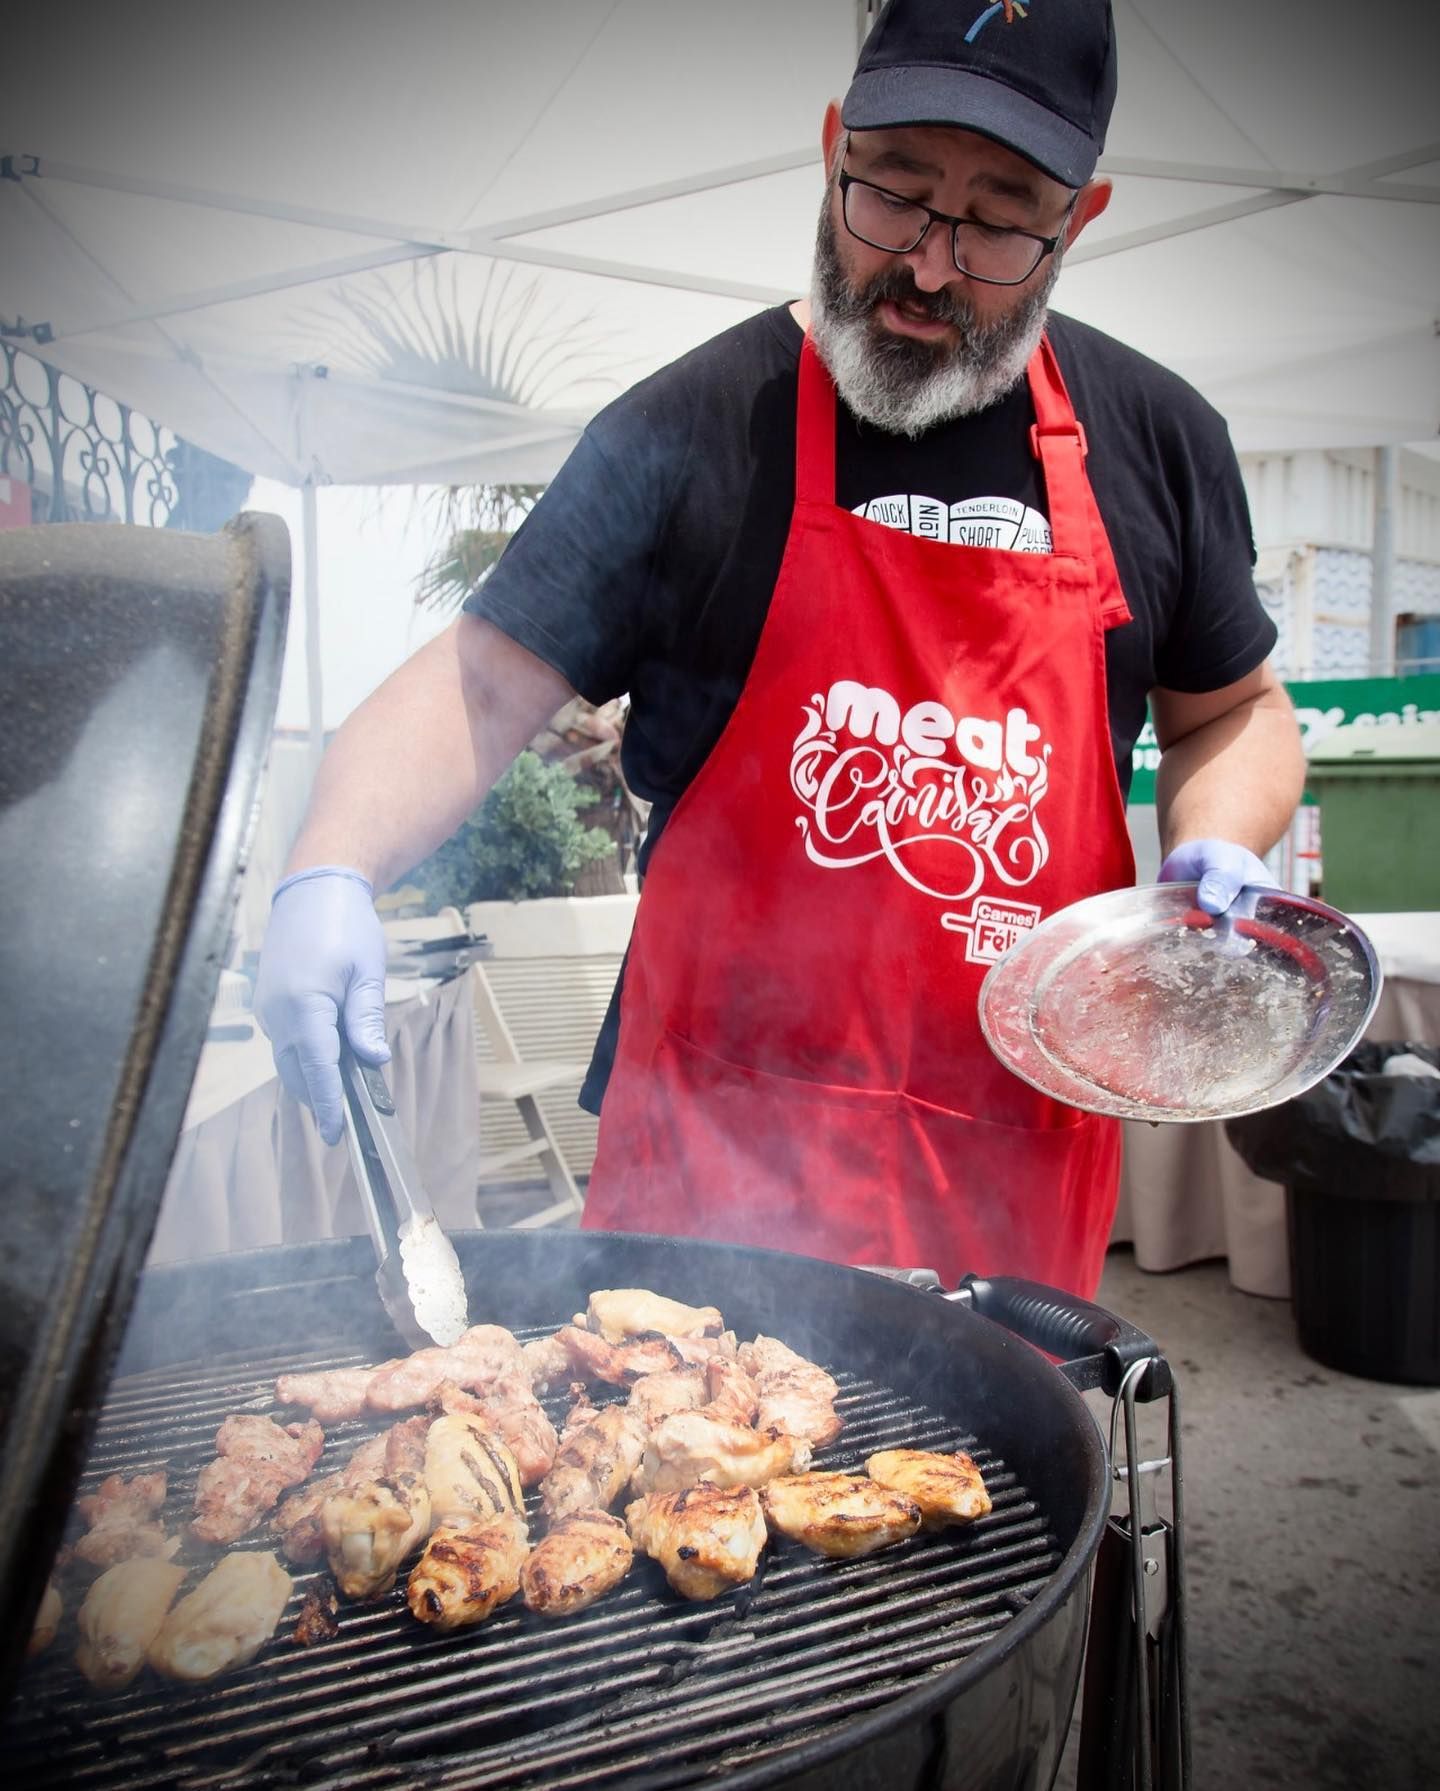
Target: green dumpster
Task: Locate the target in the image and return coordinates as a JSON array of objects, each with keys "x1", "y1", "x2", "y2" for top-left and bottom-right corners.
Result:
[{"x1": 1306, "y1": 719, "x2": 1440, "y2": 911}]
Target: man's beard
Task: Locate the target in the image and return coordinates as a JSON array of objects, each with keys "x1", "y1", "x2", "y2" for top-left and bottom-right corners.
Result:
[{"x1": 808, "y1": 200, "x2": 1060, "y2": 437}]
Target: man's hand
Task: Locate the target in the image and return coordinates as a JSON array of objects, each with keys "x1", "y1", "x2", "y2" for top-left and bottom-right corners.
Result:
[
  {"x1": 253, "y1": 867, "x2": 389, "y2": 1144},
  {"x1": 1158, "y1": 838, "x2": 1274, "y2": 916}
]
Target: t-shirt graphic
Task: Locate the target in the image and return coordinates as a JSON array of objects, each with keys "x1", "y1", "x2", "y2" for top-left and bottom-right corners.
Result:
[{"x1": 853, "y1": 493, "x2": 1052, "y2": 553}]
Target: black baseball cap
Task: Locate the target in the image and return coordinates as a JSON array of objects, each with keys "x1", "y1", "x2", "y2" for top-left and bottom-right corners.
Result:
[{"x1": 842, "y1": 0, "x2": 1118, "y2": 189}]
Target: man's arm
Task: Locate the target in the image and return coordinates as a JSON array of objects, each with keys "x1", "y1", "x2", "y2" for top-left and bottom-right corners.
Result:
[
  {"x1": 1151, "y1": 661, "x2": 1304, "y2": 860},
  {"x1": 255, "y1": 616, "x2": 576, "y2": 1141},
  {"x1": 286, "y1": 614, "x2": 577, "y2": 888}
]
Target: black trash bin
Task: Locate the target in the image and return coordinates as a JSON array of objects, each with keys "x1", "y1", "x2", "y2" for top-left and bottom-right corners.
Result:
[{"x1": 1226, "y1": 1043, "x2": 1440, "y2": 1384}]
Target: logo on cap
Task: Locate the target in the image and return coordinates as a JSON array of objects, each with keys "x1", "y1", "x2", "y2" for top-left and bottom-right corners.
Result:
[{"x1": 966, "y1": 2, "x2": 1032, "y2": 44}]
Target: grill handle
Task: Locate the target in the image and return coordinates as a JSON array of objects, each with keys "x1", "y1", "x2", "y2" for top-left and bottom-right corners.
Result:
[{"x1": 959, "y1": 1275, "x2": 1172, "y2": 1400}]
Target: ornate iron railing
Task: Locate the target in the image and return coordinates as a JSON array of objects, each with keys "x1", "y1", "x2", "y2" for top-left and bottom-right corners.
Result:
[{"x1": 0, "y1": 343, "x2": 180, "y2": 526}]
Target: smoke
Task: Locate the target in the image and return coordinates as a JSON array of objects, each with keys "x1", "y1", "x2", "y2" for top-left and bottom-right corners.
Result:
[{"x1": 807, "y1": 195, "x2": 1061, "y2": 438}]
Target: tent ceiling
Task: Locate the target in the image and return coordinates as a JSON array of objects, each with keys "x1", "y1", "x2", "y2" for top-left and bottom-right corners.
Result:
[{"x1": 4, "y1": 0, "x2": 1438, "y2": 483}]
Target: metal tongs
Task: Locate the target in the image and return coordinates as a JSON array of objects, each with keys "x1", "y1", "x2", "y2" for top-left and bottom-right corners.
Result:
[{"x1": 338, "y1": 1044, "x2": 470, "y2": 1350}]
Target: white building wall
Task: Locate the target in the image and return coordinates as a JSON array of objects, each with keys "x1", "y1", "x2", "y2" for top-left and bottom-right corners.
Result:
[{"x1": 1238, "y1": 447, "x2": 1440, "y2": 679}]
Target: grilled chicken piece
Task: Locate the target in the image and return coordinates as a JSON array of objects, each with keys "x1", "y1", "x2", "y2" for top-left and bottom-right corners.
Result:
[
  {"x1": 292, "y1": 1580, "x2": 340, "y2": 1646},
  {"x1": 865, "y1": 1449, "x2": 992, "y2": 1528},
  {"x1": 626, "y1": 1485, "x2": 767, "y2": 1601},
  {"x1": 321, "y1": 1471, "x2": 431, "y2": 1600},
  {"x1": 541, "y1": 1404, "x2": 648, "y2": 1523},
  {"x1": 75, "y1": 1558, "x2": 188, "y2": 1691},
  {"x1": 761, "y1": 1473, "x2": 921, "y2": 1559},
  {"x1": 555, "y1": 1325, "x2": 686, "y2": 1388},
  {"x1": 625, "y1": 1366, "x2": 707, "y2": 1431},
  {"x1": 191, "y1": 1417, "x2": 325, "y2": 1545},
  {"x1": 738, "y1": 1335, "x2": 843, "y2": 1448},
  {"x1": 365, "y1": 1325, "x2": 527, "y2": 1413},
  {"x1": 423, "y1": 1413, "x2": 524, "y2": 1529},
  {"x1": 406, "y1": 1511, "x2": 529, "y2": 1632},
  {"x1": 584, "y1": 1289, "x2": 724, "y2": 1343},
  {"x1": 700, "y1": 1356, "x2": 759, "y2": 1426},
  {"x1": 148, "y1": 1551, "x2": 291, "y2": 1682},
  {"x1": 635, "y1": 1412, "x2": 812, "y2": 1498},
  {"x1": 27, "y1": 1580, "x2": 63, "y2": 1657},
  {"x1": 430, "y1": 1374, "x2": 558, "y2": 1485},
  {"x1": 274, "y1": 1363, "x2": 395, "y2": 1423},
  {"x1": 384, "y1": 1414, "x2": 432, "y2": 1477},
  {"x1": 558, "y1": 1382, "x2": 601, "y2": 1444},
  {"x1": 75, "y1": 1471, "x2": 175, "y2": 1567},
  {"x1": 666, "y1": 1330, "x2": 739, "y2": 1366},
  {"x1": 271, "y1": 1431, "x2": 391, "y2": 1565},
  {"x1": 522, "y1": 1332, "x2": 575, "y2": 1392},
  {"x1": 520, "y1": 1510, "x2": 634, "y2": 1617}
]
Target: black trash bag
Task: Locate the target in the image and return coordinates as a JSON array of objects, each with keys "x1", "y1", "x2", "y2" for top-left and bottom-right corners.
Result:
[{"x1": 1226, "y1": 1042, "x2": 1440, "y2": 1204}]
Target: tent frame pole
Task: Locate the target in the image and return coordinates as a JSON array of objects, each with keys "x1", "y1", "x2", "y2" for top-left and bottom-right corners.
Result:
[{"x1": 302, "y1": 478, "x2": 324, "y2": 776}]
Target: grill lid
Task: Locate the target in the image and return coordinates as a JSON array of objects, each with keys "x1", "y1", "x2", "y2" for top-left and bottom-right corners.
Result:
[{"x1": 0, "y1": 513, "x2": 290, "y2": 1698}]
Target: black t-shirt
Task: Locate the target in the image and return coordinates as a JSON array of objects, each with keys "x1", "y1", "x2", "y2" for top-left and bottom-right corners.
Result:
[{"x1": 467, "y1": 304, "x2": 1276, "y2": 1108}]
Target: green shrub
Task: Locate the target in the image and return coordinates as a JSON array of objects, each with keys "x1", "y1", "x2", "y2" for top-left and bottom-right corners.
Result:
[{"x1": 404, "y1": 751, "x2": 615, "y2": 908}]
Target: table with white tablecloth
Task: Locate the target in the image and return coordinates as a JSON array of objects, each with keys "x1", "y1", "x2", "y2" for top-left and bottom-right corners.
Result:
[
  {"x1": 148, "y1": 973, "x2": 482, "y2": 1265},
  {"x1": 1112, "y1": 913, "x2": 1440, "y2": 1297}
]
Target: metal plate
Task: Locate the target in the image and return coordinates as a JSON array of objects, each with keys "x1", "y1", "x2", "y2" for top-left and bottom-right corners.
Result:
[{"x1": 979, "y1": 884, "x2": 1382, "y2": 1123}]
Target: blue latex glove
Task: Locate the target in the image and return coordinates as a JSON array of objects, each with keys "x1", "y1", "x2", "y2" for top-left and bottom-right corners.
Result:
[
  {"x1": 253, "y1": 866, "x2": 389, "y2": 1145},
  {"x1": 1157, "y1": 838, "x2": 1275, "y2": 917}
]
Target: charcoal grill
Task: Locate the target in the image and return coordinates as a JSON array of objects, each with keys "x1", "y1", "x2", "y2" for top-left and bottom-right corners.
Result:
[
  {"x1": 5, "y1": 1231, "x2": 1182, "y2": 1791},
  {"x1": 0, "y1": 516, "x2": 1185, "y2": 1790}
]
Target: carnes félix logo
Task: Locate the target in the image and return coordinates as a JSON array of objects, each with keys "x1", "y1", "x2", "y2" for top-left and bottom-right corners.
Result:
[{"x1": 966, "y1": 2, "x2": 1032, "y2": 44}]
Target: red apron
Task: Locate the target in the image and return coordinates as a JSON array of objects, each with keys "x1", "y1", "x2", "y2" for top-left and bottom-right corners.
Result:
[{"x1": 583, "y1": 333, "x2": 1136, "y2": 1297}]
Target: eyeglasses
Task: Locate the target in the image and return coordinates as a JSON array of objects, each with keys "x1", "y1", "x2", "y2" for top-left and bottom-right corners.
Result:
[{"x1": 838, "y1": 169, "x2": 1076, "y2": 287}]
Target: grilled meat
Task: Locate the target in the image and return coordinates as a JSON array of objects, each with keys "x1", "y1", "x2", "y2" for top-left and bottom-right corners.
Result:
[
  {"x1": 865, "y1": 1448, "x2": 992, "y2": 1527},
  {"x1": 74, "y1": 1471, "x2": 175, "y2": 1567},
  {"x1": 666, "y1": 1330, "x2": 740, "y2": 1366},
  {"x1": 423, "y1": 1413, "x2": 524, "y2": 1529},
  {"x1": 584, "y1": 1289, "x2": 724, "y2": 1343},
  {"x1": 522, "y1": 1331, "x2": 575, "y2": 1392},
  {"x1": 292, "y1": 1580, "x2": 340, "y2": 1646},
  {"x1": 625, "y1": 1366, "x2": 707, "y2": 1431},
  {"x1": 27, "y1": 1580, "x2": 63, "y2": 1658},
  {"x1": 541, "y1": 1404, "x2": 647, "y2": 1523},
  {"x1": 406, "y1": 1511, "x2": 529, "y2": 1632},
  {"x1": 147, "y1": 1551, "x2": 291, "y2": 1682},
  {"x1": 270, "y1": 1430, "x2": 390, "y2": 1565},
  {"x1": 761, "y1": 1473, "x2": 921, "y2": 1558},
  {"x1": 274, "y1": 1363, "x2": 393, "y2": 1423},
  {"x1": 558, "y1": 1382, "x2": 601, "y2": 1443},
  {"x1": 191, "y1": 1416, "x2": 325, "y2": 1545},
  {"x1": 700, "y1": 1356, "x2": 759, "y2": 1426},
  {"x1": 635, "y1": 1412, "x2": 811, "y2": 1498},
  {"x1": 384, "y1": 1413, "x2": 432, "y2": 1477},
  {"x1": 321, "y1": 1471, "x2": 431, "y2": 1600},
  {"x1": 75, "y1": 1558, "x2": 188, "y2": 1692},
  {"x1": 738, "y1": 1335, "x2": 843, "y2": 1448},
  {"x1": 430, "y1": 1374, "x2": 558, "y2": 1485},
  {"x1": 520, "y1": 1510, "x2": 634, "y2": 1617},
  {"x1": 625, "y1": 1485, "x2": 767, "y2": 1601},
  {"x1": 555, "y1": 1325, "x2": 686, "y2": 1387},
  {"x1": 365, "y1": 1325, "x2": 527, "y2": 1413}
]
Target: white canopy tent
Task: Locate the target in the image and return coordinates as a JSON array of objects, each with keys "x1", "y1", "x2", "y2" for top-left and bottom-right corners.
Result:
[{"x1": 5, "y1": 0, "x2": 1439, "y2": 751}]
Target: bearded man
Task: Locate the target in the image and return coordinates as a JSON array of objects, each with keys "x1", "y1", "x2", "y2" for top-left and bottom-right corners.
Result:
[{"x1": 256, "y1": 0, "x2": 1304, "y2": 1297}]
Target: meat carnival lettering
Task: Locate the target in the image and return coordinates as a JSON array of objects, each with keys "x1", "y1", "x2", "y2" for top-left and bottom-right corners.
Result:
[{"x1": 789, "y1": 680, "x2": 1053, "y2": 946}]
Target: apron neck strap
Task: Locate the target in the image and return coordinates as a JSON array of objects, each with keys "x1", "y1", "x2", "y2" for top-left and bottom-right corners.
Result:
[
  {"x1": 796, "y1": 334, "x2": 838, "y2": 506},
  {"x1": 1026, "y1": 335, "x2": 1090, "y2": 557}
]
